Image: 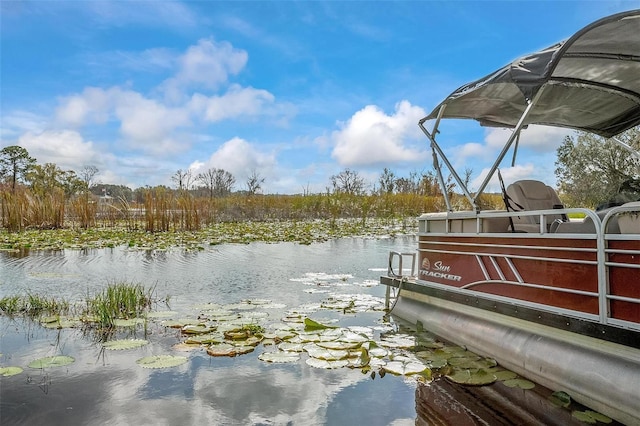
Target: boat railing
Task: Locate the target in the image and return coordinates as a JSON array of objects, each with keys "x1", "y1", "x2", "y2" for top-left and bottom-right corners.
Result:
[{"x1": 410, "y1": 204, "x2": 640, "y2": 331}]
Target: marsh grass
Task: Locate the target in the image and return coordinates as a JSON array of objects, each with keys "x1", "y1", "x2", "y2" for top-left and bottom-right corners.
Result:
[
  {"x1": 0, "y1": 294, "x2": 70, "y2": 317},
  {"x1": 87, "y1": 282, "x2": 155, "y2": 328}
]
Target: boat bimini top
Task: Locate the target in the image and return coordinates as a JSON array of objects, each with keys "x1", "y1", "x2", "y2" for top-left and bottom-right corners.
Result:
[{"x1": 421, "y1": 9, "x2": 640, "y2": 211}]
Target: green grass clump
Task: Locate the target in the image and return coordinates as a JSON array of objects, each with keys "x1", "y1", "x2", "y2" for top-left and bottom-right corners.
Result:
[
  {"x1": 0, "y1": 296, "x2": 23, "y2": 315},
  {"x1": 87, "y1": 282, "x2": 154, "y2": 327}
]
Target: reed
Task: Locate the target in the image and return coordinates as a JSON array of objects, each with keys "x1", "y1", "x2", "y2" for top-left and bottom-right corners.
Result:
[
  {"x1": 87, "y1": 282, "x2": 154, "y2": 327},
  {"x1": 0, "y1": 296, "x2": 23, "y2": 315},
  {"x1": 70, "y1": 192, "x2": 97, "y2": 229}
]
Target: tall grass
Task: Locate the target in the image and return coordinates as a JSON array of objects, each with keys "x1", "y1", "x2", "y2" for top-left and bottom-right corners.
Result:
[
  {"x1": 87, "y1": 282, "x2": 154, "y2": 327},
  {"x1": 2, "y1": 184, "x2": 506, "y2": 232},
  {"x1": 0, "y1": 294, "x2": 70, "y2": 317}
]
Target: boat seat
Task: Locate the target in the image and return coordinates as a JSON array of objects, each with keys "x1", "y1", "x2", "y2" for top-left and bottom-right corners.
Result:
[
  {"x1": 617, "y1": 201, "x2": 640, "y2": 234},
  {"x1": 505, "y1": 180, "x2": 565, "y2": 232}
]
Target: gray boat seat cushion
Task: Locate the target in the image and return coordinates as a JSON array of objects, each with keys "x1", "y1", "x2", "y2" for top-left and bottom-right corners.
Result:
[{"x1": 506, "y1": 180, "x2": 564, "y2": 228}]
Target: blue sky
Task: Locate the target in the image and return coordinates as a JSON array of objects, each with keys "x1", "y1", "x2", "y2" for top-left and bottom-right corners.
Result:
[{"x1": 2, "y1": 1, "x2": 638, "y2": 194}]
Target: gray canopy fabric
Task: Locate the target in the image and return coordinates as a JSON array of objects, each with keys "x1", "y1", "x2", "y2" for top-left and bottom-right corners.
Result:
[{"x1": 425, "y1": 9, "x2": 640, "y2": 138}]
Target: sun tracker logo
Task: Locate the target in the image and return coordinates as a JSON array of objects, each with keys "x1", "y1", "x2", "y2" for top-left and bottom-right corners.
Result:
[{"x1": 419, "y1": 258, "x2": 462, "y2": 282}]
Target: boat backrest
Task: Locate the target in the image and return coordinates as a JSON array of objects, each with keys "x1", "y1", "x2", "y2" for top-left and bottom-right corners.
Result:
[
  {"x1": 505, "y1": 180, "x2": 564, "y2": 229},
  {"x1": 617, "y1": 201, "x2": 640, "y2": 234}
]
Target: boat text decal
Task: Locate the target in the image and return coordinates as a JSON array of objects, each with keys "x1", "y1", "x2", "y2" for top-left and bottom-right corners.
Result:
[{"x1": 420, "y1": 258, "x2": 462, "y2": 282}]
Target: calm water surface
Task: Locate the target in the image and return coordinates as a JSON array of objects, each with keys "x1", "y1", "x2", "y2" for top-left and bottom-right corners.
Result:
[
  {"x1": 0, "y1": 237, "x2": 601, "y2": 425},
  {"x1": 1, "y1": 237, "x2": 422, "y2": 426}
]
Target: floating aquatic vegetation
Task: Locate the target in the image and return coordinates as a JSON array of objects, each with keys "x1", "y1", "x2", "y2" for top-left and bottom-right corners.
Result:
[
  {"x1": 28, "y1": 355, "x2": 75, "y2": 369},
  {"x1": 102, "y1": 339, "x2": 149, "y2": 351},
  {"x1": 258, "y1": 351, "x2": 300, "y2": 363},
  {"x1": 136, "y1": 355, "x2": 188, "y2": 369},
  {"x1": 549, "y1": 390, "x2": 572, "y2": 408},
  {"x1": 206, "y1": 343, "x2": 255, "y2": 357},
  {"x1": 40, "y1": 316, "x2": 82, "y2": 329},
  {"x1": 502, "y1": 378, "x2": 536, "y2": 389},
  {"x1": 0, "y1": 366, "x2": 23, "y2": 377},
  {"x1": 384, "y1": 360, "x2": 430, "y2": 376},
  {"x1": 304, "y1": 317, "x2": 338, "y2": 331},
  {"x1": 306, "y1": 358, "x2": 350, "y2": 369},
  {"x1": 572, "y1": 410, "x2": 612, "y2": 424},
  {"x1": 446, "y1": 369, "x2": 497, "y2": 386}
]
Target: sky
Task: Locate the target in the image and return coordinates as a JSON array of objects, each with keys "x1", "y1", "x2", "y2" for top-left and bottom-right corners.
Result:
[{"x1": 1, "y1": 1, "x2": 639, "y2": 194}]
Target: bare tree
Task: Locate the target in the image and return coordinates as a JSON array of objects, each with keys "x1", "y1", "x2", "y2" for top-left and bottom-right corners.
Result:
[
  {"x1": 378, "y1": 167, "x2": 396, "y2": 194},
  {"x1": 172, "y1": 169, "x2": 193, "y2": 191},
  {"x1": 197, "y1": 168, "x2": 235, "y2": 198},
  {"x1": 79, "y1": 165, "x2": 99, "y2": 189},
  {"x1": 330, "y1": 168, "x2": 365, "y2": 195},
  {"x1": 246, "y1": 170, "x2": 265, "y2": 195}
]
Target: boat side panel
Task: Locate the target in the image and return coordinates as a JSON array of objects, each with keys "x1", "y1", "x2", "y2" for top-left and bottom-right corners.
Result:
[{"x1": 418, "y1": 235, "x2": 599, "y2": 314}]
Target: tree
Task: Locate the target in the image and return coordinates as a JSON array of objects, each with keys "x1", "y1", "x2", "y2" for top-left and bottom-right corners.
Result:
[
  {"x1": 79, "y1": 165, "x2": 99, "y2": 189},
  {"x1": 378, "y1": 168, "x2": 396, "y2": 194},
  {"x1": 246, "y1": 170, "x2": 265, "y2": 195},
  {"x1": 330, "y1": 169, "x2": 365, "y2": 195},
  {"x1": 0, "y1": 145, "x2": 36, "y2": 192},
  {"x1": 27, "y1": 163, "x2": 84, "y2": 197},
  {"x1": 555, "y1": 127, "x2": 640, "y2": 207},
  {"x1": 171, "y1": 169, "x2": 193, "y2": 191},
  {"x1": 197, "y1": 168, "x2": 235, "y2": 198}
]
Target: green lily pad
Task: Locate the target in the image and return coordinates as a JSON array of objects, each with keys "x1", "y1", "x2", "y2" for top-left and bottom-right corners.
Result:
[
  {"x1": 182, "y1": 324, "x2": 214, "y2": 334},
  {"x1": 549, "y1": 390, "x2": 572, "y2": 408},
  {"x1": 306, "y1": 358, "x2": 349, "y2": 369},
  {"x1": 0, "y1": 366, "x2": 23, "y2": 377},
  {"x1": 185, "y1": 333, "x2": 224, "y2": 345},
  {"x1": 113, "y1": 318, "x2": 144, "y2": 327},
  {"x1": 304, "y1": 343, "x2": 349, "y2": 360},
  {"x1": 384, "y1": 360, "x2": 429, "y2": 376},
  {"x1": 316, "y1": 341, "x2": 361, "y2": 350},
  {"x1": 103, "y1": 339, "x2": 149, "y2": 350},
  {"x1": 446, "y1": 369, "x2": 497, "y2": 386},
  {"x1": 492, "y1": 369, "x2": 518, "y2": 381},
  {"x1": 206, "y1": 343, "x2": 254, "y2": 357},
  {"x1": 304, "y1": 317, "x2": 338, "y2": 330},
  {"x1": 258, "y1": 351, "x2": 300, "y2": 363},
  {"x1": 29, "y1": 355, "x2": 75, "y2": 369},
  {"x1": 503, "y1": 378, "x2": 535, "y2": 389},
  {"x1": 136, "y1": 355, "x2": 188, "y2": 369}
]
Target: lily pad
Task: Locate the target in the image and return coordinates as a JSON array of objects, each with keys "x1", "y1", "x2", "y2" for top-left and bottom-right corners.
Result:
[
  {"x1": 384, "y1": 360, "x2": 429, "y2": 376},
  {"x1": 113, "y1": 318, "x2": 144, "y2": 327},
  {"x1": 572, "y1": 410, "x2": 612, "y2": 424},
  {"x1": 503, "y1": 378, "x2": 535, "y2": 389},
  {"x1": 316, "y1": 341, "x2": 361, "y2": 350},
  {"x1": 28, "y1": 355, "x2": 75, "y2": 369},
  {"x1": 136, "y1": 355, "x2": 188, "y2": 369},
  {"x1": 206, "y1": 343, "x2": 254, "y2": 357},
  {"x1": 306, "y1": 358, "x2": 349, "y2": 369},
  {"x1": 0, "y1": 366, "x2": 23, "y2": 377},
  {"x1": 103, "y1": 339, "x2": 149, "y2": 350},
  {"x1": 304, "y1": 317, "x2": 338, "y2": 330},
  {"x1": 549, "y1": 390, "x2": 572, "y2": 408},
  {"x1": 258, "y1": 351, "x2": 300, "y2": 363},
  {"x1": 446, "y1": 369, "x2": 497, "y2": 386}
]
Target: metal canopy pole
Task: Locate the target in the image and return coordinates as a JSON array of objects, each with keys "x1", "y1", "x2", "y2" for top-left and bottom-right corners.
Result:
[
  {"x1": 511, "y1": 132, "x2": 521, "y2": 167},
  {"x1": 473, "y1": 91, "x2": 542, "y2": 203},
  {"x1": 419, "y1": 105, "x2": 477, "y2": 211}
]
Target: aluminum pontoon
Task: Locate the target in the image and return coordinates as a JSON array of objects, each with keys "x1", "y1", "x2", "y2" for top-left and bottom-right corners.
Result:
[{"x1": 382, "y1": 10, "x2": 640, "y2": 425}]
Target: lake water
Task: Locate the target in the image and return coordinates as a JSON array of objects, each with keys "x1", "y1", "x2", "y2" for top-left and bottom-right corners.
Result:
[{"x1": 0, "y1": 237, "x2": 604, "y2": 425}]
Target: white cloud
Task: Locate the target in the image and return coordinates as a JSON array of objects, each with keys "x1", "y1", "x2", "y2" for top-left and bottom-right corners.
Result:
[
  {"x1": 161, "y1": 38, "x2": 248, "y2": 101},
  {"x1": 192, "y1": 137, "x2": 277, "y2": 186},
  {"x1": 331, "y1": 101, "x2": 428, "y2": 166},
  {"x1": 56, "y1": 87, "x2": 112, "y2": 127},
  {"x1": 484, "y1": 124, "x2": 571, "y2": 153},
  {"x1": 17, "y1": 130, "x2": 99, "y2": 171},
  {"x1": 189, "y1": 85, "x2": 275, "y2": 122}
]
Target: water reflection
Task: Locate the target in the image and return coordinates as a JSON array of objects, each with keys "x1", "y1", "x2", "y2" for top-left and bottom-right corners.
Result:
[{"x1": 1, "y1": 238, "x2": 420, "y2": 425}]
